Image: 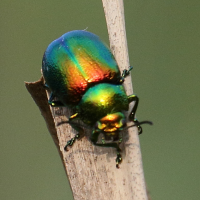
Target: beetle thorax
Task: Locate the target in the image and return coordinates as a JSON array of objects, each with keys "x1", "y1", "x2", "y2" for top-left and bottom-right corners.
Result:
[{"x1": 76, "y1": 83, "x2": 129, "y2": 125}]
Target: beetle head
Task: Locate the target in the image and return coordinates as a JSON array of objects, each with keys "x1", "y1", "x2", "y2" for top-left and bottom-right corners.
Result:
[{"x1": 95, "y1": 112, "x2": 126, "y2": 139}]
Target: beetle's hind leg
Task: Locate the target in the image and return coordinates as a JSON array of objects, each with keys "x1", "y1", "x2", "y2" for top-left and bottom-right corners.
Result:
[{"x1": 90, "y1": 131, "x2": 123, "y2": 168}]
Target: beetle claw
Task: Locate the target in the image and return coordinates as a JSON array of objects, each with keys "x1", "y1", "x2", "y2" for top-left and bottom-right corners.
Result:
[{"x1": 64, "y1": 145, "x2": 70, "y2": 151}]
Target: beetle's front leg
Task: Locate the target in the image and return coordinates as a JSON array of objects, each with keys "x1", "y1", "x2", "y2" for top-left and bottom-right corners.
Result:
[
  {"x1": 64, "y1": 121, "x2": 85, "y2": 151},
  {"x1": 57, "y1": 113, "x2": 84, "y2": 151},
  {"x1": 90, "y1": 130, "x2": 122, "y2": 168},
  {"x1": 128, "y1": 94, "x2": 142, "y2": 134}
]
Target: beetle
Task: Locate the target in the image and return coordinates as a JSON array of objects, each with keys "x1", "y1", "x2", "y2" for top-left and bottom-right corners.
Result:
[{"x1": 42, "y1": 30, "x2": 152, "y2": 168}]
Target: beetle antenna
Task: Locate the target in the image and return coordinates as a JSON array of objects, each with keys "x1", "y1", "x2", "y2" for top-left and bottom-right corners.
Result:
[{"x1": 126, "y1": 120, "x2": 153, "y2": 130}]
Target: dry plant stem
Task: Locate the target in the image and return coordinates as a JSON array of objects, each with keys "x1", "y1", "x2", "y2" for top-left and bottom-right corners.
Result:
[
  {"x1": 102, "y1": 0, "x2": 148, "y2": 199},
  {"x1": 25, "y1": 0, "x2": 149, "y2": 200}
]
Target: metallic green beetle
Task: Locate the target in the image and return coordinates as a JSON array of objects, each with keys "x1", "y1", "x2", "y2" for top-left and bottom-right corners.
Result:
[{"x1": 42, "y1": 30, "x2": 151, "y2": 168}]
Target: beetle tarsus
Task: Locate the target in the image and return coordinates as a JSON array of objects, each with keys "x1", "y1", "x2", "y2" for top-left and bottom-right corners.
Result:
[
  {"x1": 64, "y1": 134, "x2": 80, "y2": 151},
  {"x1": 116, "y1": 152, "x2": 122, "y2": 169},
  {"x1": 119, "y1": 66, "x2": 133, "y2": 83},
  {"x1": 122, "y1": 66, "x2": 133, "y2": 77},
  {"x1": 134, "y1": 119, "x2": 143, "y2": 134}
]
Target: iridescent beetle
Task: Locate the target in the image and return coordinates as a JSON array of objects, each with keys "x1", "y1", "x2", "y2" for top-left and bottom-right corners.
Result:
[{"x1": 42, "y1": 30, "x2": 152, "y2": 168}]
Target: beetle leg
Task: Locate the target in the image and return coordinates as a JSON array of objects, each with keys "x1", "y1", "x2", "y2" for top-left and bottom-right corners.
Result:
[
  {"x1": 118, "y1": 137, "x2": 123, "y2": 145},
  {"x1": 128, "y1": 94, "x2": 142, "y2": 134},
  {"x1": 116, "y1": 152, "x2": 122, "y2": 169},
  {"x1": 122, "y1": 66, "x2": 133, "y2": 78},
  {"x1": 90, "y1": 130, "x2": 122, "y2": 168},
  {"x1": 44, "y1": 83, "x2": 64, "y2": 106},
  {"x1": 48, "y1": 92, "x2": 65, "y2": 107},
  {"x1": 56, "y1": 113, "x2": 84, "y2": 150},
  {"x1": 102, "y1": 137, "x2": 105, "y2": 144},
  {"x1": 44, "y1": 83, "x2": 49, "y2": 89},
  {"x1": 116, "y1": 137, "x2": 123, "y2": 168},
  {"x1": 64, "y1": 122, "x2": 85, "y2": 151},
  {"x1": 119, "y1": 66, "x2": 133, "y2": 83}
]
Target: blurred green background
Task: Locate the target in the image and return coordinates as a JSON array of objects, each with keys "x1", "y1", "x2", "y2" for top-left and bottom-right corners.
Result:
[{"x1": 1, "y1": 0, "x2": 200, "y2": 199}]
